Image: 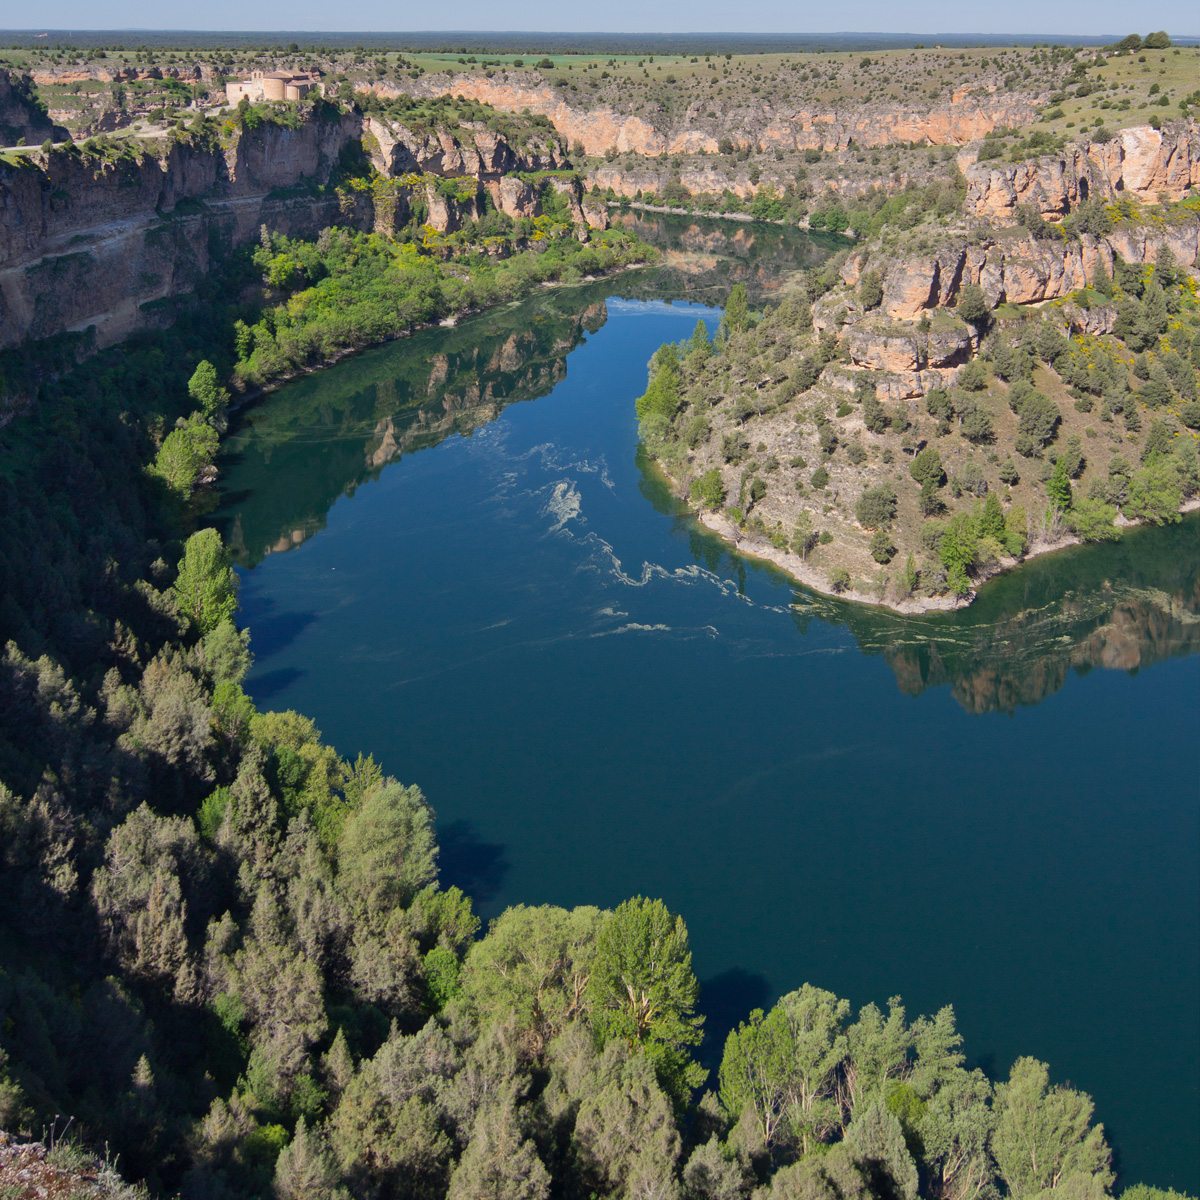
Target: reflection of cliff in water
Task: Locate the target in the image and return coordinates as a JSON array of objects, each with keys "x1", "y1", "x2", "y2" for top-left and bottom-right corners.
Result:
[
  {"x1": 610, "y1": 211, "x2": 841, "y2": 303},
  {"x1": 213, "y1": 286, "x2": 612, "y2": 567},
  {"x1": 799, "y1": 514, "x2": 1200, "y2": 714}
]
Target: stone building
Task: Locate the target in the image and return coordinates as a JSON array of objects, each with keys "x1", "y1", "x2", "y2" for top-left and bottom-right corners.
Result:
[{"x1": 225, "y1": 70, "x2": 321, "y2": 105}]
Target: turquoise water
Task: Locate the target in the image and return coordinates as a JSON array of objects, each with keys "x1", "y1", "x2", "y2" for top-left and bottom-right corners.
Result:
[{"x1": 213, "y1": 253, "x2": 1200, "y2": 1191}]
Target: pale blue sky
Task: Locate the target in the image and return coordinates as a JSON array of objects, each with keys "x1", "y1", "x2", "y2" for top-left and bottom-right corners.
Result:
[{"x1": 12, "y1": 0, "x2": 1199, "y2": 36}]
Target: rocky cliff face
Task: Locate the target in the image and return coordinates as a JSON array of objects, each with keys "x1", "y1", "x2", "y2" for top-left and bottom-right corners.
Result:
[
  {"x1": 0, "y1": 99, "x2": 602, "y2": 349},
  {"x1": 839, "y1": 210, "x2": 1200, "y2": 323},
  {"x1": 0, "y1": 111, "x2": 370, "y2": 348},
  {"x1": 409, "y1": 72, "x2": 1038, "y2": 158},
  {"x1": 365, "y1": 114, "x2": 567, "y2": 179},
  {"x1": 962, "y1": 123, "x2": 1200, "y2": 218},
  {"x1": 0, "y1": 71, "x2": 67, "y2": 144}
]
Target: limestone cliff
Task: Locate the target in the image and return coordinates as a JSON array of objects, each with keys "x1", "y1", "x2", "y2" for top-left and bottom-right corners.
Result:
[
  {"x1": 406, "y1": 71, "x2": 1038, "y2": 158},
  {"x1": 962, "y1": 123, "x2": 1200, "y2": 218}
]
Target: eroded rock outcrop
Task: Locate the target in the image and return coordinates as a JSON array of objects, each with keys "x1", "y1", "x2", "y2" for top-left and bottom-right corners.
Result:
[
  {"x1": 849, "y1": 209, "x2": 1200, "y2": 322},
  {"x1": 962, "y1": 123, "x2": 1200, "y2": 218},
  {"x1": 365, "y1": 114, "x2": 566, "y2": 179}
]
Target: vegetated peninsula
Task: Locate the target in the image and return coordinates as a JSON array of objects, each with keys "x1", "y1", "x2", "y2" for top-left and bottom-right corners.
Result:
[
  {"x1": 0, "y1": 28, "x2": 1199, "y2": 1200},
  {"x1": 637, "y1": 170, "x2": 1200, "y2": 609}
]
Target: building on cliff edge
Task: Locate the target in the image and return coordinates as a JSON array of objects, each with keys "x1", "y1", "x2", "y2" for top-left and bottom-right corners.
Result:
[{"x1": 225, "y1": 70, "x2": 322, "y2": 105}]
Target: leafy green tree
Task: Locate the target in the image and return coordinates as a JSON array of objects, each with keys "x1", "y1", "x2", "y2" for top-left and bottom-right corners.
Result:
[
  {"x1": 829, "y1": 567, "x2": 851, "y2": 593},
  {"x1": 690, "y1": 468, "x2": 727, "y2": 510},
  {"x1": 173, "y1": 528, "x2": 238, "y2": 634},
  {"x1": 720, "y1": 984, "x2": 850, "y2": 1156},
  {"x1": 586, "y1": 896, "x2": 705, "y2": 1105},
  {"x1": 636, "y1": 346, "x2": 682, "y2": 425},
  {"x1": 993, "y1": 1057, "x2": 1113, "y2": 1199},
  {"x1": 918, "y1": 1068, "x2": 997, "y2": 1200},
  {"x1": 187, "y1": 359, "x2": 230, "y2": 420},
  {"x1": 1067, "y1": 496, "x2": 1120, "y2": 542},
  {"x1": 463, "y1": 904, "x2": 604, "y2": 1054},
  {"x1": 152, "y1": 413, "x2": 219, "y2": 498},
  {"x1": 1125, "y1": 459, "x2": 1183, "y2": 524},
  {"x1": 939, "y1": 514, "x2": 977, "y2": 596}
]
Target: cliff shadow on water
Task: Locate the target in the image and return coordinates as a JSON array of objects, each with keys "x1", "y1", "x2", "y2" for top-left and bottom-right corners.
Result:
[{"x1": 638, "y1": 448, "x2": 1200, "y2": 715}]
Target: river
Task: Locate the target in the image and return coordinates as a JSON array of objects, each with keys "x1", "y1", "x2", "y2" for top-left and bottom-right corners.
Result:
[{"x1": 212, "y1": 215, "x2": 1199, "y2": 1192}]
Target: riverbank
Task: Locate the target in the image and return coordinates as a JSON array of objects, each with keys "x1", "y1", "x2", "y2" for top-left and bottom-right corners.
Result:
[
  {"x1": 659, "y1": 463, "x2": 1200, "y2": 614},
  {"x1": 226, "y1": 257, "x2": 654, "y2": 417},
  {"x1": 609, "y1": 198, "x2": 855, "y2": 237}
]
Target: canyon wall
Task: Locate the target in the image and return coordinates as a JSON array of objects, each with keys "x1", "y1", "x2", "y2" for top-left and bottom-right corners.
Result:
[
  {"x1": 409, "y1": 72, "x2": 1038, "y2": 157},
  {"x1": 0, "y1": 94, "x2": 598, "y2": 350}
]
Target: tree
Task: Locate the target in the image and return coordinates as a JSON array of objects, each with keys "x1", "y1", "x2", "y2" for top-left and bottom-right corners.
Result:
[
  {"x1": 910, "y1": 446, "x2": 945, "y2": 488},
  {"x1": 636, "y1": 346, "x2": 681, "y2": 425},
  {"x1": 956, "y1": 284, "x2": 991, "y2": 326},
  {"x1": 274, "y1": 1117, "x2": 347, "y2": 1199},
  {"x1": 859, "y1": 270, "x2": 883, "y2": 310},
  {"x1": 337, "y1": 781, "x2": 438, "y2": 928},
  {"x1": 855, "y1": 483, "x2": 897, "y2": 529},
  {"x1": 828, "y1": 567, "x2": 851, "y2": 594},
  {"x1": 690, "y1": 468, "x2": 726, "y2": 510},
  {"x1": 187, "y1": 360, "x2": 230, "y2": 420},
  {"x1": 446, "y1": 1098, "x2": 551, "y2": 1200},
  {"x1": 721, "y1": 283, "x2": 751, "y2": 336},
  {"x1": 173, "y1": 528, "x2": 237, "y2": 634},
  {"x1": 463, "y1": 904, "x2": 604, "y2": 1054},
  {"x1": 1047, "y1": 457, "x2": 1072, "y2": 510},
  {"x1": 958, "y1": 360, "x2": 988, "y2": 392},
  {"x1": 993, "y1": 1058, "x2": 1113, "y2": 1199},
  {"x1": 1125, "y1": 459, "x2": 1183, "y2": 524},
  {"x1": 863, "y1": 394, "x2": 889, "y2": 434},
  {"x1": 847, "y1": 1103, "x2": 919, "y2": 1200},
  {"x1": 792, "y1": 512, "x2": 817, "y2": 559},
  {"x1": 1142, "y1": 30, "x2": 1171, "y2": 48},
  {"x1": 869, "y1": 530, "x2": 895, "y2": 564},
  {"x1": 1067, "y1": 496, "x2": 1119, "y2": 542},
  {"x1": 586, "y1": 896, "x2": 705, "y2": 1105},
  {"x1": 152, "y1": 413, "x2": 219, "y2": 498}
]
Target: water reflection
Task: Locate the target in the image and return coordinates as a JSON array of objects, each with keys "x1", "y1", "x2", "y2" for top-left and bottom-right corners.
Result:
[
  {"x1": 637, "y1": 445, "x2": 1200, "y2": 714},
  {"x1": 215, "y1": 286, "x2": 612, "y2": 565},
  {"x1": 611, "y1": 210, "x2": 844, "y2": 302}
]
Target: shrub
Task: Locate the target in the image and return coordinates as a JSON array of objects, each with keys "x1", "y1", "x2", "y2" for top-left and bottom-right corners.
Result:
[
  {"x1": 810, "y1": 465, "x2": 830, "y2": 489},
  {"x1": 910, "y1": 446, "x2": 945, "y2": 487},
  {"x1": 855, "y1": 483, "x2": 898, "y2": 528},
  {"x1": 956, "y1": 283, "x2": 991, "y2": 325},
  {"x1": 958, "y1": 360, "x2": 988, "y2": 392},
  {"x1": 828, "y1": 567, "x2": 851, "y2": 593},
  {"x1": 869, "y1": 530, "x2": 896, "y2": 563}
]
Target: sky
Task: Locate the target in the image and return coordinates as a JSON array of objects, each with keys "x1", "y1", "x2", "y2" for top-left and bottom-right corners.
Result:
[{"x1": 11, "y1": 0, "x2": 1199, "y2": 36}]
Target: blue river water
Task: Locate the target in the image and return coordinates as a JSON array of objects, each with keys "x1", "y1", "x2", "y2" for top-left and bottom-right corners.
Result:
[{"x1": 214, "y1": 257, "x2": 1200, "y2": 1190}]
